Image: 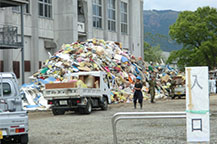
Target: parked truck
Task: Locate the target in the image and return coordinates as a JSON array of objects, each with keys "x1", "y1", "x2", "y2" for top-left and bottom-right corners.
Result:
[
  {"x1": 44, "y1": 71, "x2": 111, "y2": 115},
  {"x1": 0, "y1": 73, "x2": 28, "y2": 144},
  {"x1": 174, "y1": 76, "x2": 185, "y2": 99}
]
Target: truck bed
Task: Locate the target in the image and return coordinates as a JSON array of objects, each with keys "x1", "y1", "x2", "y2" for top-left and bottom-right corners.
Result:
[
  {"x1": 0, "y1": 111, "x2": 28, "y2": 136},
  {"x1": 44, "y1": 88, "x2": 103, "y2": 100}
]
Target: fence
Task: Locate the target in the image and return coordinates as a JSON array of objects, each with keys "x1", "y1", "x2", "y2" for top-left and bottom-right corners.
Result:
[{"x1": 111, "y1": 112, "x2": 186, "y2": 144}]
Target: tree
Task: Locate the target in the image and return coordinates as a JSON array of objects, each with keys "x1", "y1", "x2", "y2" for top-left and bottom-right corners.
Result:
[
  {"x1": 144, "y1": 41, "x2": 163, "y2": 63},
  {"x1": 144, "y1": 32, "x2": 168, "y2": 46},
  {"x1": 144, "y1": 32, "x2": 182, "y2": 52},
  {"x1": 168, "y1": 7, "x2": 217, "y2": 70}
]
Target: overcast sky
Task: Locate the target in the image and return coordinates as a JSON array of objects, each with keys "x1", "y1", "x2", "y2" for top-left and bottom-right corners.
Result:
[{"x1": 143, "y1": 0, "x2": 217, "y2": 11}]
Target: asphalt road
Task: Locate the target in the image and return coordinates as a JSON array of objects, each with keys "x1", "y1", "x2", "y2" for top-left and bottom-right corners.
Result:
[{"x1": 28, "y1": 95, "x2": 217, "y2": 144}]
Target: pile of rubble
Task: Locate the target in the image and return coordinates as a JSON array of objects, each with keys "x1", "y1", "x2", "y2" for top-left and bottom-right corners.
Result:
[{"x1": 22, "y1": 39, "x2": 183, "y2": 109}]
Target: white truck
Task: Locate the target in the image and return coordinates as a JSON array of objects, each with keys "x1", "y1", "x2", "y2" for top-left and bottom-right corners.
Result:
[
  {"x1": 173, "y1": 76, "x2": 186, "y2": 99},
  {"x1": 0, "y1": 73, "x2": 28, "y2": 144},
  {"x1": 44, "y1": 71, "x2": 111, "y2": 115}
]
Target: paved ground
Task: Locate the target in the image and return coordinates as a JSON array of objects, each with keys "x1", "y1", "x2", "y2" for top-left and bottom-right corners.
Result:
[{"x1": 28, "y1": 95, "x2": 217, "y2": 144}]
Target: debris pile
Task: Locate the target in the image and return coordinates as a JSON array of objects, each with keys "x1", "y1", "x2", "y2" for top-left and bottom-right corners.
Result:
[{"x1": 22, "y1": 39, "x2": 183, "y2": 110}]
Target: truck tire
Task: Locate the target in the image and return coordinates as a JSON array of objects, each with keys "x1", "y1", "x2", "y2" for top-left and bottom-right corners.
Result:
[
  {"x1": 80, "y1": 99, "x2": 92, "y2": 114},
  {"x1": 52, "y1": 109, "x2": 65, "y2": 115},
  {"x1": 20, "y1": 134, "x2": 28, "y2": 144},
  {"x1": 101, "y1": 97, "x2": 108, "y2": 110}
]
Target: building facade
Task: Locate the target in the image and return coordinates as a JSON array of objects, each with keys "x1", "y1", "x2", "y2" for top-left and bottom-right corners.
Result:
[{"x1": 0, "y1": 0, "x2": 144, "y2": 83}]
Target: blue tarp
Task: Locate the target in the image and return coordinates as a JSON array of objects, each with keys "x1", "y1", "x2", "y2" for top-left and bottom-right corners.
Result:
[
  {"x1": 44, "y1": 77, "x2": 56, "y2": 82},
  {"x1": 121, "y1": 56, "x2": 129, "y2": 63}
]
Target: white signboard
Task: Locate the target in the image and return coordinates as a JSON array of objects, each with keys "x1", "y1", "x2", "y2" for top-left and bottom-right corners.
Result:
[
  {"x1": 186, "y1": 67, "x2": 210, "y2": 142},
  {"x1": 78, "y1": 22, "x2": 85, "y2": 33}
]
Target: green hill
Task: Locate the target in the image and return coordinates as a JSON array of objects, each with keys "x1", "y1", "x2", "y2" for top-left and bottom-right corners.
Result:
[{"x1": 143, "y1": 10, "x2": 182, "y2": 52}]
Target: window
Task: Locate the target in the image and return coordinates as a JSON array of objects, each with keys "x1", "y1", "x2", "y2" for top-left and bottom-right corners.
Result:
[
  {"x1": 0, "y1": 83, "x2": 11, "y2": 96},
  {"x1": 0, "y1": 61, "x2": 3, "y2": 72},
  {"x1": 13, "y1": 61, "x2": 20, "y2": 79},
  {"x1": 107, "y1": 0, "x2": 116, "y2": 31},
  {"x1": 93, "y1": 0, "x2": 102, "y2": 28},
  {"x1": 120, "y1": 2, "x2": 127, "y2": 34},
  {"x1": 39, "y1": 61, "x2": 42, "y2": 69},
  {"x1": 38, "y1": 0, "x2": 52, "y2": 18},
  {"x1": 12, "y1": 0, "x2": 30, "y2": 14},
  {"x1": 24, "y1": 61, "x2": 31, "y2": 72}
]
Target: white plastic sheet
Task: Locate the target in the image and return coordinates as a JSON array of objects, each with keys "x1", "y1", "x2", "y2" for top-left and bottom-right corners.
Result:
[{"x1": 22, "y1": 88, "x2": 50, "y2": 111}]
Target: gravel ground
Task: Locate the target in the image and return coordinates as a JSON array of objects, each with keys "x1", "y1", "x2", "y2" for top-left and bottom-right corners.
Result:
[{"x1": 28, "y1": 95, "x2": 217, "y2": 144}]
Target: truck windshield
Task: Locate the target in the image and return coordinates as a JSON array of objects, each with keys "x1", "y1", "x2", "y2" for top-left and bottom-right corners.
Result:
[
  {"x1": 175, "y1": 77, "x2": 184, "y2": 85},
  {"x1": 103, "y1": 76, "x2": 110, "y2": 89},
  {"x1": 0, "y1": 83, "x2": 11, "y2": 97}
]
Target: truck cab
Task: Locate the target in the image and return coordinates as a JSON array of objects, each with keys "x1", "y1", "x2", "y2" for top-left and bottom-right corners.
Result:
[
  {"x1": 0, "y1": 73, "x2": 28, "y2": 144},
  {"x1": 174, "y1": 76, "x2": 186, "y2": 99}
]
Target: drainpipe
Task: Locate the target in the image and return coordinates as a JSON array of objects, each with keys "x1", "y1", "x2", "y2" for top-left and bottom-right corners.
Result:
[{"x1": 20, "y1": 4, "x2": 25, "y2": 84}]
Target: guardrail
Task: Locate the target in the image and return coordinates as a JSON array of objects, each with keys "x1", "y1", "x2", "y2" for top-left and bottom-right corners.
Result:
[{"x1": 111, "y1": 112, "x2": 186, "y2": 144}]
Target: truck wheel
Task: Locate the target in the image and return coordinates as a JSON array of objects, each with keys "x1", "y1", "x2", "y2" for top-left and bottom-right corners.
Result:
[
  {"x1": 83, "y1": 99, "x2": 92, "y2": 114},
  {"x1": 52, "y1": 109, "x2": 65, "y2": 115},
  {"x1": 101, "y1": 97, "x2": 108, "y2": 110},
  {"x1": 20, "y1": 134, "x2": 28, "y2": 144}
]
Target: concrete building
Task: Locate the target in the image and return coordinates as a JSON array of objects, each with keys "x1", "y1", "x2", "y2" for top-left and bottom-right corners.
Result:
[{"x1": 0, "y1": 0, "x2": 144, "y2": 84}]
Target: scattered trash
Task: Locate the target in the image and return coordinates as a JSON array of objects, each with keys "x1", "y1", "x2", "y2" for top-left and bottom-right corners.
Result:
[{"x1": 21, "y1": 87, "x2": 50, "y2": 111}]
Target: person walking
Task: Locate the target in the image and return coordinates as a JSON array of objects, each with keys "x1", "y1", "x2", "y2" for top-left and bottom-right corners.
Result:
[
  {"x1": 148, "y1": 76, "x2": 158, "y2": 103},
  {"x1": 133, "y1": 76, "x2": 143, "y2": 109}
]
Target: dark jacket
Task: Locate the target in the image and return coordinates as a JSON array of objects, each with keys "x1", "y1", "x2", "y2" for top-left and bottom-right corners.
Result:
[{"x1": 134, "y1": 82, "x2": 143, "y2": 99}]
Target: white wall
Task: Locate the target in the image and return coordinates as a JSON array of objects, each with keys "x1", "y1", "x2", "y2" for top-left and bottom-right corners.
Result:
[
  {"x1": 54, "y1": 0, "x2": 78, "y2": 48},
  {"x1": 129, "y1": 0, "x2": 143, "y2": 57},
  {"x1": 120, "y1": 34, "x2": 129, "y2": 49},
  {"x1": 38, "y1": 18, "x2": 54, "y2": 39},
  {"x1": 92, "y1": 29, "x2": 104, "y2": 39},
  {"x1": 38, "y1": 38, "x2": 51, "y2": 63},
  {"x1": 107, "y1": 31, "x2": 118, "y2": 42}
]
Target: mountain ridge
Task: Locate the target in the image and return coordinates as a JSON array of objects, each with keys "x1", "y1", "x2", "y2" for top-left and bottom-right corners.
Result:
[{"x1": 143, "y1": 10, "x2": 182, "y2": 52}]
